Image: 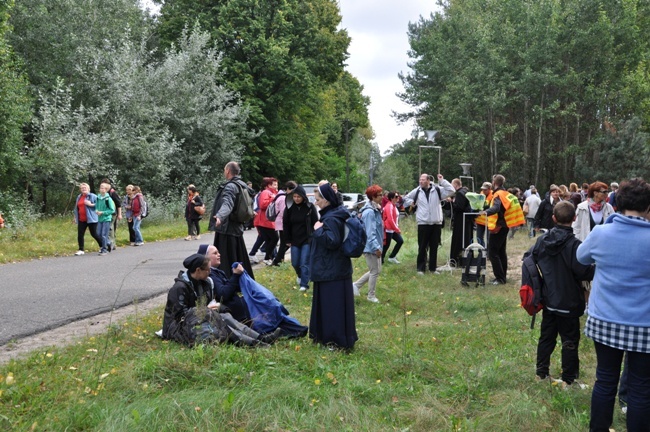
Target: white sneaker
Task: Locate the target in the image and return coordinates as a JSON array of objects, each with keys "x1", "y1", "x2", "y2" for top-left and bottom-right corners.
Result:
[
  {"x1": 433, "y1": 271, "x2": 441, "y2": 275},
  {"x1": 352, "y1": 283, "x2": 360, "y2": 296},
  {"x1": 367, "y1": 296, "x2": 380, "y2": 303},
  {"x1": 154, "y1": 329, "x2": 163, "y2": 338},
  {"x1": 74, "y1": 250, "x2": 85, "y2": 256},
  {"x1": 417, "y1": 271, "x2": 425, "y2": 275},
  {"x1": 296, "y1": 277, "x2": 301, "y2": 284},
  {"x1": 135, "y1": 242, "x2": 144, "y2": 246},
  {"x1": 250, "y1": 255, "x2": 260, "y2": 264},
  {"x1": 263, "y1": 259, "x2": 273, "y2": 266},
  {"x1": 299, "y1": 286, "x2": 308, "y2": 292},
  {"x1": 387, "y1": 257, "x2": 400, "y2": 264}
]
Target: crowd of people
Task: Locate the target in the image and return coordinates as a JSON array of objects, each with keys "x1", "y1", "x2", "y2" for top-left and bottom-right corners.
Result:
[
  {"x1": 72, "y1": 179, "x2": 145, "y2": 256},
  {"x1": 65, "y1": 162, "x2": 649, "y2": 428}
]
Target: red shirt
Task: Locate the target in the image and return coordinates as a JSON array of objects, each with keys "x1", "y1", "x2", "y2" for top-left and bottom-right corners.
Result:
[{"x1": 77, "y1": 195, "x2": 87, "y2": 223}]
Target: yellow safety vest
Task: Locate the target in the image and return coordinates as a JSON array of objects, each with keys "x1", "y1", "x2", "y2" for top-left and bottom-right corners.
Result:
[{"x1": 487, "y1": 190, "x2": 525, "y2": 231}]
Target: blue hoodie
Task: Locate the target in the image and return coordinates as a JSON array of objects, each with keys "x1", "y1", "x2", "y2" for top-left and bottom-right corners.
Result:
[{"x1": 577, "y1": 213, "x2": 650, "y2": 326}]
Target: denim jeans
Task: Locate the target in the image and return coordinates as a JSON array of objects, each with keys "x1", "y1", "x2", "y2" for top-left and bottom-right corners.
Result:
[
  {"x1": 291, "y1": 243, "x2": 311, "y2": 287},
  {"x1": 133, "y1": 217, "x2": 143, "y2": 243},
  {"x1": 590, "y1": 342, "x2": 650, "y2": 431},
  {"x1": 527, "y1": 217, "x2": 536, "y2": 237},
  {"x1": 97, "y1": 221, "x2": 111, "y2": 252}
]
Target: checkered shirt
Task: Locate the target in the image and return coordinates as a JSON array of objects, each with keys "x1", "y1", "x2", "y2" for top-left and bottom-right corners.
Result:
[{"x1": 585, "y1": 316, "x2": 650, "y2": 353}]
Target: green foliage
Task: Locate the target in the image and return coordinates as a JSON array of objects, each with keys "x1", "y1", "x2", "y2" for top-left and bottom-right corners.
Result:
[
  {"x1": 399, "y1": 0, "x2": 650, "y2": 188},
  {"x1": 0, "y1": 0, "x2": 32, "y2": 190},
  {"x1": 25, "y1": 26, "x2": 251, "y2": 198},
  {"x1": 157, "y1": 0, "x2": 366, "y2": 185}
]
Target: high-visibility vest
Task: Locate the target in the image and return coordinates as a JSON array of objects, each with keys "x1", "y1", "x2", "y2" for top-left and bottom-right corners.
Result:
[
  {"x1": 487, "y1": 190, "x2": 525, "y2": 231},
  {"x1": 475, "y1": 191, "x2": 492, "y2": 226}
]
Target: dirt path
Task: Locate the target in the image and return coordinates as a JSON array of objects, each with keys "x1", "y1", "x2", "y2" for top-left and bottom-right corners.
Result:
[{"x1": 0, "y1": 294, "x2": 166, "y2": 364}]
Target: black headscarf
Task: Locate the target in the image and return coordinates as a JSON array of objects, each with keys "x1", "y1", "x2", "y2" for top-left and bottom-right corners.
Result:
[
  {"x1": 183, "y1": 253, "x2": 206, "y2": 274},
  {"x1": 318, "y1": 182, "x2": 339, "y2": 207}
]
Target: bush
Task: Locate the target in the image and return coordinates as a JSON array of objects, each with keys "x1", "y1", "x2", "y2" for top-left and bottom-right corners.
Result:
[{"x1": 0, "y1": 190, "x2": 42, "y2": 238}]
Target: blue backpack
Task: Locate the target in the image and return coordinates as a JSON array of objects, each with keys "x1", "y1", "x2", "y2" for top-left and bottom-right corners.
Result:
[{"x1": 342, "y1": 212, "x2": 367, "y2": 258}]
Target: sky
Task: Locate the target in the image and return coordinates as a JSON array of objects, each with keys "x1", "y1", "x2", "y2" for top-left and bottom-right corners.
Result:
[
  {"x1": 140, "y1": 1, "x2": 440, "y2": 154},
  {"x1": 338, "y1": 1, "x2": 440, "y2": 154}
]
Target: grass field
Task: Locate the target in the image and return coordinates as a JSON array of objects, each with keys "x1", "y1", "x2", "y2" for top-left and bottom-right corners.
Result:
[{"x1": 0, "y1": 217, "x2": 628, "y2": 431}]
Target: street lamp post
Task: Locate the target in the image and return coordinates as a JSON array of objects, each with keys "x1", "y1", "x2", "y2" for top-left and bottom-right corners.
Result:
[
  {"x1": 344, "y1": 120, "x2": 355, "y2": 191},
  {"x1": 419, "y1": 130, "x2": 441, "y2": 175}
]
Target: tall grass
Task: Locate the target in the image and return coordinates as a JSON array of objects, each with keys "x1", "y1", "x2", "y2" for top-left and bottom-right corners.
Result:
[{"x1": 0, "y1": 219, "x2": 626, "y2": 431}]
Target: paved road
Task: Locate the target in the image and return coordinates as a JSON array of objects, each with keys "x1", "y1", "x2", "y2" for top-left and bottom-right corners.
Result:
[{"x1": 0, "y1": 229, "x2": 262, "y2": 345}]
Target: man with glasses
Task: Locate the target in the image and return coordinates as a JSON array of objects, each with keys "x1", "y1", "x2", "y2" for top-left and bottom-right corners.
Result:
[{"x1": 403, "y1": 173, "x2": 455, "y2": 275}]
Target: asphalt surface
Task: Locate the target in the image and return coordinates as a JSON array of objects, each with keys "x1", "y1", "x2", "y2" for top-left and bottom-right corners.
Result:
[{"x1": 0, "y1": 229, "x2": 261, "y2": 345}]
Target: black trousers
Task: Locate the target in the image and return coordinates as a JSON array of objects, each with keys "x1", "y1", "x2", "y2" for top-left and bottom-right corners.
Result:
[
  {"x1": 417, "y1": 224, "x2": 442, "y2": 272},
  {"x1": 382, "y1": 232, "x2": 404, "y2": 262},
  {"x1": 536, "y1": 310, "x2": 580, "y2": 383},
  {"x1": 272, "y1": 230, "x2": 288, "y2": 265},
  {"x1": 258, "y1": 227, "x2": 278, "y2": 261},
  {"x1": 487, "y1": 226, "x2": 509, "y2": 282},
  {"x1": 77, "y1": 221, "x2": 102, "y2": 251}
]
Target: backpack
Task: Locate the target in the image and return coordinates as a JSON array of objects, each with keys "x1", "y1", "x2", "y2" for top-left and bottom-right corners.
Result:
[
  {"x1": 230, "y1": 180, "x2": 255, "y2": 224},
  {"x1": 520, "y1": 250, "x2": 544, "y2": 328},
  {"x1": 409, "y1": 185, "x2": 442, "y2": 213},
  {"x1": 139, "y1": 194, "x2": 149, "y2": 218},
  {"x1": 342, "y1": 209, "x2": 368, "y2": 258},
  {"x1": 265, "y1": 194, "x2": 283, "y2": 222}
]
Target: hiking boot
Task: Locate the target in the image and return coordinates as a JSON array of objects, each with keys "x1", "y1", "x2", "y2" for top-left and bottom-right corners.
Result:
[
  {"x1": 259, "y1": 328, "x2": 282, "y2": 344},
  {"x1": 388, "y1": 257, "x2": 400, "y2": 264}
]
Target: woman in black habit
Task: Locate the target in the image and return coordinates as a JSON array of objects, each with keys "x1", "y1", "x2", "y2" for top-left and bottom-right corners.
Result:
[{"x1": 308, "y1": 183, "x2": 358, "y2": 351}]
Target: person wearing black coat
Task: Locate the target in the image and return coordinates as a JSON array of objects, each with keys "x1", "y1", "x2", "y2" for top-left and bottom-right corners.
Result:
[
  {"x1": 198, "y1": 244, "x2": 250, "y2": 324},
  {"x1": 308, "y1": 183, "x2": 357, "y2": 350},
  {"x1": 529, "y1": 202, "x2": 594, "y2": 386},
  {"x1": 162, "y1": 254, "x2": 280, "y2": 347},
  {"x1": 449, "y1": 179, "x2": 473, "y2": 266},
  {"x1": 534, "y1": 184, "x2": 561, "y2": 231},
  {"x1": 283, "y1": 185, "x2": 319, "y2": 291}
]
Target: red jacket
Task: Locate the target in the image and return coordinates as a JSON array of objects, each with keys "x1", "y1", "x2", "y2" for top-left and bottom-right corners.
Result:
[
  {"x1": 383, "y1": 201, "x2": 400, "y2": 233},
  {"x1": 254, "y1": 188, "x2": 277, "y2": 229},
  {"x1": 132, "y1": 193, "x2": 142, "y2": 217}
]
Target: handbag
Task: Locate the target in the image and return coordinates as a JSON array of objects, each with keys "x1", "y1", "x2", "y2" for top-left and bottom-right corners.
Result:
[{"x1": 195, "y1": 204, "x2": 206, "y2": 215}]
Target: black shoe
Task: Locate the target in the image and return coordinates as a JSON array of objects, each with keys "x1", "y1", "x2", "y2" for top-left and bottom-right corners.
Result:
[{"x1": 258, "y1": 328, "x2": 283, "y2": 344}]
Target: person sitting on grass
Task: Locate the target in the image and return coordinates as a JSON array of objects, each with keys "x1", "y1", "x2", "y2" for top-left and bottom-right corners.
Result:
[
  {"x1": 528, "y1": 201, "x2": 594, "y2": 388},
  {"x1": 198, "y1": 243, "x2": 250, "y2": 324},
  {"x1": 161, "y1": 253, "x2": 280, "y2": 347}
]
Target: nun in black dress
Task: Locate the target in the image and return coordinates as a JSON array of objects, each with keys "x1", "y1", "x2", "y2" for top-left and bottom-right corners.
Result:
[{"x1": 308, "y1": 183, "x2": 358, "y2": 350}]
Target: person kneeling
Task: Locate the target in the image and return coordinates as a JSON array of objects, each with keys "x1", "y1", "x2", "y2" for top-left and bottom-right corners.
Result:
[{"x1": 161, "y1": 253, "x2": 281, "y2": 347}]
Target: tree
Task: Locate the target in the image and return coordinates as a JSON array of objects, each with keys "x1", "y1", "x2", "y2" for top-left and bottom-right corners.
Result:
[
  {"x1": 0, "y1": 0, "x2": 32, "y2": 191},
  {"x1": 28, "y1": 26, "x2": 252, "y2": 201},
  {"x1": 398, "y1": 0, "x2": 650, "y2": 189},
  {"x1": 157, "y1": 0, "x2": 353, "y2": 184}
]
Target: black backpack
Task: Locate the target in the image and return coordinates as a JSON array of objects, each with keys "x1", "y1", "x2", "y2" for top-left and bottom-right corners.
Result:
[{"x1": 520, "y1": 250, "x2": 544, "y2": 328}]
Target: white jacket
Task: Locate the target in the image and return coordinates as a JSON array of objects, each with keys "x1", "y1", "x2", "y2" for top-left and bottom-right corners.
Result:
[
  {"x1": 572, "y1": 199, "x2": 615, "y2": 242},
  {"x1": 403, "y1": 180, "x2": 455, "y2": 225}
]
